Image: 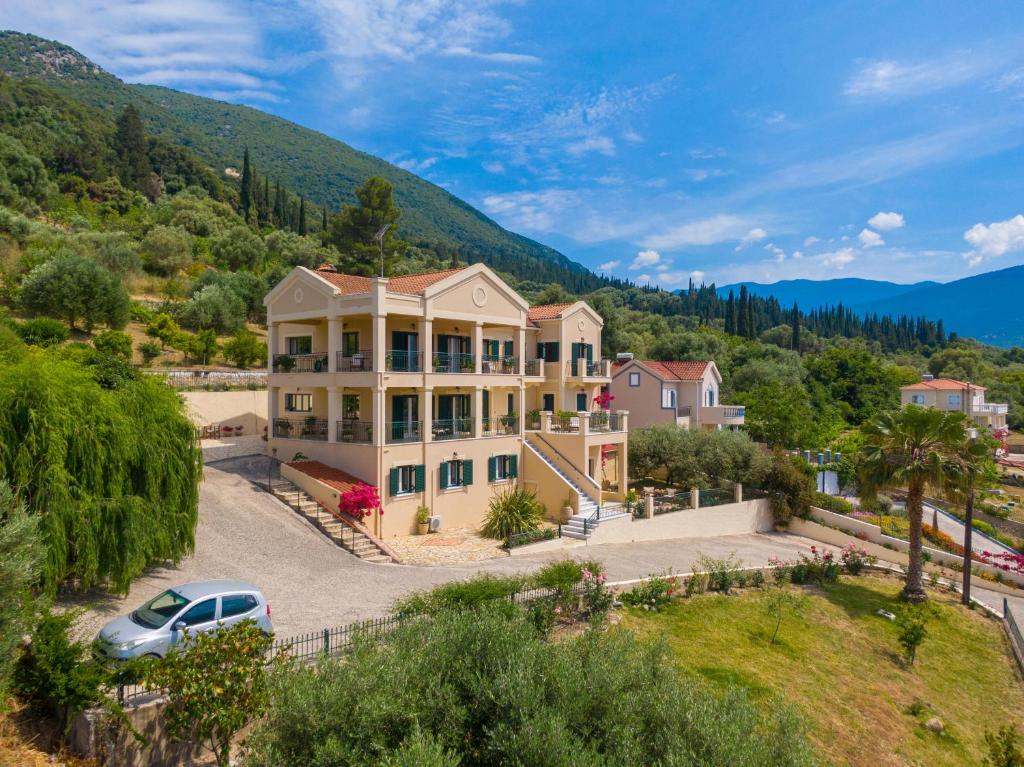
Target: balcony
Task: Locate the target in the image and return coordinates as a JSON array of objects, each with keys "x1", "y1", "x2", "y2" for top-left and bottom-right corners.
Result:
[
  {"x1": 586, "y1": 411, "x2": 625, "y2": 434},
  {"x1": 273, "y1": 417, "x2": 328, "y2": 440},
  {"x1": 701, "y1": 405, "x2": 746, "y2": 426},
  {"x1": 336, "y1": 419, "x2": 373, "y2": 443},
  {"x1": 481, "y1": 355, "x2": 519, "y2": 374},
  {"x1": 482, "y1": 415, "x2": 519, "y2": 437},
  {"x1": 386, "y1": 421, "x2": 422, "y2": 444},
  {"x1": 386, "y1": 350, "x2": 423, "y2": 373},
  {"x1": 566, "y1": 359, "x2": 612, "y2": 378},
  {"x1": 273, "y1": 353, "x2": 329, "y2": 373},
  {"x1": 431, "y1": 352, "x2": 475, "y2": 374},
  {"x1": 545, "y1": 411, "x2": 627, "y2": 435},
  {"x1": 336, "y1": 350, "x2": 373, "y2": 372},
  {"x1": 432, "y1": 417, "x2": 474, "y2": 440},
  {"x1": 524, "y1": 359, "x2": 543, "y2": 376},
  {"x1": 975, "y1": 402, "x2": 1009, "y2": 415}
]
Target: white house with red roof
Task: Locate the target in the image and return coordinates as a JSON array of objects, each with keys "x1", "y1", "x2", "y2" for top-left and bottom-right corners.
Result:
[
  {"x1": 900, "y1": 374, "x2": 1008, "y2": 434},
  {"x1": 608, "y1": 356, "x2": 745, "y2": 430}
]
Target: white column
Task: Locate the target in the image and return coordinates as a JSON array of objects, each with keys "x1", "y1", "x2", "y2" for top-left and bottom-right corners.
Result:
[
  {"x1": 327, "y1": 386, "x2": 339, "y2": 443},
  {"x1": 327, "y1": 317, "x2": 341, "y2": 372},
  {"x1": 372, "y1": 315, "x2": 387, "y2": 373},
  {"x1": 517, "y1": 327, "x2": 526, "y2": 374},
  {"x1": 268, "y1": 387, "x2": 279, "y2": 432},
  {"x1": 422, "y1": 387, "x2": 433, "y2": 443},
  {"x1": 418, "y1": 316, "x2": 432, "y2": 375},
  {"x1": 472, "y1": 321, "x2": 483, "y2": 374},
  {"x1": 473, "y1": 386, "x2": 483, "y2": 438},
  {"x1": 373, "y1": 387, "x2": 385, "y2": 447},
  {"x1": 267, "y1": 322, "x2": 279, "y2": 370}
]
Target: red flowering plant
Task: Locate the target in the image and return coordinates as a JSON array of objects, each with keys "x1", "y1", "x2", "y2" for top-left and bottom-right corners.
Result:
[
  {"x1": 338, "y1": 482, "x2": 382, "y2": 521},
  {"x1": 982, "y1": 551, "x2": 1024, "y2": 575},
  {"x1": 592, "y1": 391, "x2": 614, "y2": 411}
]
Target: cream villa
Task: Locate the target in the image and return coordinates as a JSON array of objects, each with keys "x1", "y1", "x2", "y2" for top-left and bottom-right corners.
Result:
[
  {"x1": 608, "y1": 357, "x2": 745, "y2": 430},
  {"x1": 264, "y1": 263, "x2": 628, "y2": 539},
  {"x1": 900, "y1": 375, "x2": 1009, "y2": 434}
]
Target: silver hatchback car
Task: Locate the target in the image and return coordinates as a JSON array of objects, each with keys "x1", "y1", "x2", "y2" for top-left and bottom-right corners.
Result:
[{"x1": 96, "y1": 580, "x2": 273, "y2": 660}]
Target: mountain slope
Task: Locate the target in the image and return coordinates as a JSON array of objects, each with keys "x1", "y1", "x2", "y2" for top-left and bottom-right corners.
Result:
[
  {"x1": 0, "y1": 31, "x2": 603, "y2": 290},
  {"x1": 855, "y1": 264, "x2": 1024, "y2": 347},
  {"x1": 717, "y1": 278, "x2": 938, "y2": 309}
]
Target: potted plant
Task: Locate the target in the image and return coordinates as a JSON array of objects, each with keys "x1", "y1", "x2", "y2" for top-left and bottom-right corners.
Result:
[
  {"x1": 433, "y1": 355, "x2": 447, "y2": 372},
  {"x1": 561, "y1": 495, "x2": 575, "y2": 523},
  {"x1": 416, "y1": 506, "x2": 431, "y2": 535},
  {"x1": 527, "y1": 409, "x2": 541, "y2": 430},
  {"x1": 556, "y1": 410, "x2": 576, "y2": 432},
  {"x1": 234, "y1": 424, "x2": 244, "y2": 436},
  {"x1": 460, "y1": 356, "x2": 474, "y2": 372},
  {"x1": 625, "y1": 489, "x2": 639, "y2": 515},
  {"x1": 274, "y1": 354, "x2": 296, "y2": 373}
]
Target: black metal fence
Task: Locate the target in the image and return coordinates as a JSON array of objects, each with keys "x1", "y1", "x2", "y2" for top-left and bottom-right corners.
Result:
[
  {"x1": 145, "y1": 369, "x2": 267, "y2": 391},
  {"x1": 505, "y1": 528, "x2": 559, "y2": 549}
]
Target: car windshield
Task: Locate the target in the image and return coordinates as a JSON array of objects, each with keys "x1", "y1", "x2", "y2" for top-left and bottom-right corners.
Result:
[{"x1": 131, "y1": 590, "x2": 191, "y2": 629}]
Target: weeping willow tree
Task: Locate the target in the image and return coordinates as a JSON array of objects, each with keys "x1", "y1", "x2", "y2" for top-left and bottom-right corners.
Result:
[{"x1": 0, "y1": 349, "x2": 202, "y2": 593}]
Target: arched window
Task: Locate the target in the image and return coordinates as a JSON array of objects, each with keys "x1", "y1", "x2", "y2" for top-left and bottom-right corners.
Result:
[{"x1": 706, "y1": 387, "x2": 715, "y2": 407}]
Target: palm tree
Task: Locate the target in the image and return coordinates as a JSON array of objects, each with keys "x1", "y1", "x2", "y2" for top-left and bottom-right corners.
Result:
[{"x1": 859, "y1": 406, "x2": 970, "y2": 603}]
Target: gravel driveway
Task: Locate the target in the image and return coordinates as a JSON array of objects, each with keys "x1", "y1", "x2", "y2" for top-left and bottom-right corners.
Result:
[{"x1": 66, "y1": 455, "x2": 1013, "y2": 640}]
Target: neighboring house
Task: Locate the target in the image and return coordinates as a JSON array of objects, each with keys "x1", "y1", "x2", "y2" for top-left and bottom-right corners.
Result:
[
  {"x1": 608, "y1": 357, "x2": 745, "y2": 431},
  {"x1": 900, "y1": 375, "x2": 1009, "y2": 434},
  {"x1": 264, "y1": 263, "x2": 627, "y2": 538}
]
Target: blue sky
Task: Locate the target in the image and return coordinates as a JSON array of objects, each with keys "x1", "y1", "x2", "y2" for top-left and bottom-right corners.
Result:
[{"x1": 6, "y1": 0, "x2": 1024, "y2": 288}]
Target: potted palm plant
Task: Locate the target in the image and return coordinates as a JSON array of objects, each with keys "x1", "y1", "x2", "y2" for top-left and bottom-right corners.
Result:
[
  {"x1": 561, "y1": 495, "x2": 575, "y2": 523},
  {"x1": 416, "y1": 505, "x2": 431, "y2": 535}
]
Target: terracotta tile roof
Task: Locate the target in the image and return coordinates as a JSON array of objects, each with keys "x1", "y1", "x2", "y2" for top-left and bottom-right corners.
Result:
[
  {"x1": 311, "y1": 266, "x2": 466, "y2": 296},
  {"x1": 901, "y1": 378, "x2": 986, "y2": 391},
  {"x1": 527, "y1": 303, "x2": 574, "y2": 321},
  {"x1": 286, "y1": 460, "x2": 370, "y2": 494},
  {"x1": 613, "y1": 359, "x2": 711, "y2": 381}
]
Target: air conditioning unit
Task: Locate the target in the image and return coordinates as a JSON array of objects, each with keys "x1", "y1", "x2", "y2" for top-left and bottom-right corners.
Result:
[{"x1": 428, "y1": 515, "x2": 443, "y2": 532}]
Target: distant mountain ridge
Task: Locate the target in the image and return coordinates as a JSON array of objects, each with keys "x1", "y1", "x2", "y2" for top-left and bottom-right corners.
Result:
[
  {"x1": 717, "y1": 277, "x2": 940, "y2": 309},
  {"x1": 0, "y1": 31, "x2": 606, "y2": 291}
]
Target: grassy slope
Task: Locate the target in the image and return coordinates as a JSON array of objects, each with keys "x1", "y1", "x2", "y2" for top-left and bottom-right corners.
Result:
[{"x1": 622, "y1": 574, "x2": 1024, "y2": 767}]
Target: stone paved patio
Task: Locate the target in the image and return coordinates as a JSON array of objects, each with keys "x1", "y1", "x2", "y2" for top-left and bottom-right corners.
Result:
[{"x1": 387, "y1": 527, "x2": 508, "y2": 565}]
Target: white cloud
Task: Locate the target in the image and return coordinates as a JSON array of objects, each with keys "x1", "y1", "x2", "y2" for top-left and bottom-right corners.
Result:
[
  {"x1": 395, "y1": 156, "x2": 438, "y2": 173},
  {"x1": 868, "y1": 211, "x2": 905, "y2": 231},
  {"x1": 635, "y1": 273, "x2": 652, "y2": 283},
  {"x1": 629, "y1": 249, "x2": 662, "y2": 270},
  {"x1": 479, "y1": 189, "x2": 578, "y2": 232},
  {"x1": 803, "y1": 236, "x2": 820, "y2": 246},
  {"x1": 963, "y1": 214, "x2": 1024, "y2": 265},
  {"x1": 482, "y1": 161, "x2": 505, "y2": 174},
  {"x1": 763, "y1": 111, "x2": 786, "y2": 125},
  {"x1": 820, "y1": 248, "x2": 857, "y2": 269},
  {"x1": 844, "y1": 50, "x2": 996, "y2": 99},
  {"x1": 764, "y1": 243, "x2": 786, "y2": 262},
  {"x1": 858, "y1": 228, "x2": 884, "y2": 248},
  {"x1": 622, "y1": 129, "x2": 643, "y2": 143},
  {"x1": 441, "y1": 46, "x2": 539, "y2": 64},
  {"x1": 642, "y1": 215, "x2": 756, "y2": 251},
  {"x1": 685, "y1": 168, "x2": 728, "y2": 182},
  {"x1": 734, "y1": 227, "x2": 768, "y2": 251},
  {"x1": 690, "y1": 270, "x2": 706, "y2": 283},
  {"x1": 598, "y1": 260, "x2": 621, "y2": 272},
  {"x1": 566, "y1": 136, "x2": 616, "y2": 157}
]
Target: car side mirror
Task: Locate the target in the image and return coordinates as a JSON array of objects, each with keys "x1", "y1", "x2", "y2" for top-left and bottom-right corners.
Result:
[{"x1": 173, "y1": 621, "x2": 186, "y2": 632}]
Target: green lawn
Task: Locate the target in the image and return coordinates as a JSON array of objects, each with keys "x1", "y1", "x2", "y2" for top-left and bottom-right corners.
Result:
[{"x1": 621, "y1": 574, "x2": 1024, "y2": 767}]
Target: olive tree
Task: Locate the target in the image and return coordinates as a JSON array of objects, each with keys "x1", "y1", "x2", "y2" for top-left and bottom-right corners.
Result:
[{"x1": 20, "y1": 253, "x2": 129, "y2": 330}]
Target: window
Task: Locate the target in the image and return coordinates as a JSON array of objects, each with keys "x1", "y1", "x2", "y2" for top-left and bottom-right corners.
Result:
[
  {"x1": 948, "y1": 394, "x2": 961, "y2": 406},
  {"x1": 285, "y1": 393, "x2": 313, "y2": 412},
  {"x1": 221, "y1": 594, "x2": 258, "y2": 619},
  {"x1": 628, "y1": 372, "x2": 640, "y2": 387},
  {"x1": 507, "y1": 393, "x2": 515, "y2": 413},
  {"x1": 706, "y1": 387, "x2": 715, "y2": 407},
  {"x1": 662, "y1": 388, "x2": 677, "y2": 409},
  {"x1": 389, "y1": 464, "x2": 424, "y2": 496},
  {"x1": 133, "y1": 589, "x2": 190, "y2": 629},
  {"x1": 441, "y1": 459, "x2": 473, "y2": 489},
  {"x1": 543, "y1": 393, "x2": 555, "y2": 412},
  {"x1": 536, "y1": 342, "x2": 560, "y2": 362},
  {"x1": 286, "y1": 336, "x2": 312, "y2": 355},
  {"x1": 488, "y1": 454, "x2": 518, "y2": 482},
  {"x1": 180, "y1": 598, "x2": 217, "y2": 627},
  {"x1": 342, "y1": 394, "x2": 360, "y2": 419},
  {"x1": 342, "y1": 332, "x2": 359, "y2": 357},
  {"x1": 911, "y1": 394, "x2": 926, "y2": 404}
]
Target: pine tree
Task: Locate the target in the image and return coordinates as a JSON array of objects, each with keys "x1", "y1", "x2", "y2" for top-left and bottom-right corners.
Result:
[
  {"x1": 790, "y1": 303, "x2": 801, "y2": 351},
  {"x1": 298, "y1": 197, "x2": 308, "y2": 235},
  {"x1": 239, "y1": 148, "x2": 254, "y2": 223},
  {"x1": 114, "y1": 105, "x2": 151, "y2": 193}
]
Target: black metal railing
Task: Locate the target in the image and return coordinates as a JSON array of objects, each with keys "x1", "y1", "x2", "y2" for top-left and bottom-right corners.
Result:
[
  {"x1": 386, "y1": 421, "x2": 422, "y2": 444},
  {"x1": 153, "y1": 370, "x2": 267, "y2": 391},
  {"x1": 549, "y1": 413, "x2": 581, "y2": 433},
  {"x1": 336, "y1": 420, "x2": 373, "y2": 443},
  {"x1": 699, "y1": 487, "x2": 735, "y2": 507},
  {"x1": 273, "y1": 417, "x2": 328, "y2": 440},
  {"x1": 482, "y1": 415, "x2": 519, "y2": 436},
  {"x1": 524, "y1": 359, "x2": 543, "y2": 376},
  {"x1": 336, "y1": 350, "x2": 373, "y2": 372},
  {"x1": 481, "y1": 355, "x2": 519, "y2": 374},
  {"x1": 431, "y1": 352, "x2": 475, "y2": 373},
  {"x1": 586, "y1": 411, "x2": 624, "y2": 433},
  {"x1": 273, "y1": 353, "x2": 329, "y2": 373},
  {"x1": 653, "y1": 493, "x2": 692, "y2": 515},
  {"x1": 386, "y1": 350, "x2": 423, "y2": 372},
  {"x1": 585, "y1": 359, "x2": 609, "y2": 377},
  {"x1": 505, "y1": 528, "x2": 558, "y2": 549},
  {"x1": 432, "y1": 417, "x2": 473, "y2": 440}
]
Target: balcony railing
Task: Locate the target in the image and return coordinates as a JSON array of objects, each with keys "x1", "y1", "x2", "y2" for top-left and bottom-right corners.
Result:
[
  {"x1": 524, "y1": 359, "x2": 543, "y2": 376},
  {"x1": 336, "y1": 419, "x2": 373, "y2": 443},
  {"x1": 548, "y1": 412, "x2": 581, "y2": 434},
  {"x1": 386, "y1": 421, "x2": 422, "y2": 444},
  {"x1": 722, "y1": 406, "x2": 746, "y2": 418},
  {"x1": 386, "y1": 350, "x2": 423, "y2": 373},
  {"x1": 566, "y1": 359, "x2": 611, "y2": 378},
  {"x1": 481, "y1": 355, "x2": 519, "y2": 374},
  {"x1": 526, "y1": 411, "x2": 543, "y2": 431},
  {"x1": 432, "y1": 352, "x2": 475, "y2": 373},
  {"x1": 586, "y1": 359, "x2": 611, "y2": 377},
  {"x1": 336, "y1": 350, "x2": 373, "y2": 372},
  {"x1": 975, "y1": 403, "x2": 1009, "y2": 414},
  {"x1": 273, "y1": 353, "x2": 329, "y2": 373},
  {"x1": 544, "y1": 411, "x2": 627, "y2": 435},
  {"x1": 482, "y1": 415, "x2": 519, "y2": 437},
  {"x1": 676, "y1": 405, "x2": 692, "y2": 418},
  {"x1": 273, "y1": 417, "x2": 328, "y2": 440},
  {"x1": 586, "y1": 411, "x2": 624, "y2": 433},
  {"x1": 432, "y1": 417, "x2": 473, "y2": 440}
]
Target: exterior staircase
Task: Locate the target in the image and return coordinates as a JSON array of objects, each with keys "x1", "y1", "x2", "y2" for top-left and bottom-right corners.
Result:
[
  {"x1": 524, "y1": 438, "x2": 630, "y2": 540},
  {"x1": 268, "y1": 478, "x2": 395, "y2": 563}
]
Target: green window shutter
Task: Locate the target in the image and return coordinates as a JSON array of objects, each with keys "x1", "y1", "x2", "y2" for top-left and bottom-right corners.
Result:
[
  {"x1": 537, "y1": 342, "x2": 545, "y2": 360},
  {"x1": 439, "y1": 461, "x2": 449, "y2": 489},
  {"x1": 586, "y1": 344, "x2": 593, "y2": 364},
  {"x1": 488, "y1": 456, "x2": 496, "y2": 482},
  {"x1": 463, "y1": 459, "x2": 473, "y2": 486},
  {"x1": 549, "y1": 342, "x2": 559, "y2": 362},
  {"x1": 509, "y1": 454, "x2": 518, "y2": 478},
  {"x1": 388, "y1": 467, "x2": 399, "y2": 496},
  {"x1": 414, "y1": 464, "x2": 425, "y2": 492},
  {"x1": 503, "y1": 340, "x2": 513, "y2": 357},
  {"x1": 571, "y1": 343, "x2": 579, "y2": 376}
]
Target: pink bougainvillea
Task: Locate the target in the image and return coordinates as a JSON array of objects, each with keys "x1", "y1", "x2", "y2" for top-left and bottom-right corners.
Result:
[
  {"x1": 593, "y1": 391, "x2": 614, "y2": 411},
  {"x1": 338, "y1": 482, "x2": 382, "y2": 520}
]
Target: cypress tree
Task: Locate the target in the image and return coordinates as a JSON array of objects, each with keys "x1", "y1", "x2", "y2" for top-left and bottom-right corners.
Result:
[
  {"x1": 725, "y1": 290, "x2": 736, "y2": 335},
  {"x1": 239, "y1": 147, "x2": 254, "y2": 222},
  {"x1": 737, "y1": 286, "x2": 749, "y2": 338},
  {"x1": 114, "y1": 105, "x2": 150, "y2": 192},
  {"x1": 260, "y1": 177, "x2": 270, "y2": 224},
  {"x1": 273, "y1": 181, "x2": 284, "y2": 227},
  {"x1": 298, "y1": 196, "x2": 308, "y2": 235},
  {"x1": 790, "y1": 303, "x2": 801, "y2": 351}
]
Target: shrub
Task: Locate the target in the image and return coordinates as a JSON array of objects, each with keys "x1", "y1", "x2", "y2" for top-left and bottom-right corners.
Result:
[
  {"x1": 839, "y1": 543, "x2": 875, "y2": 576},
  {"x1": 531, "y1": 559, "x2": 587, "y2": 591},
  {"x1": 175, "y1": 283, "x2": 247, "y2": 334},
  {"x1": 20, "y1": 254, "x2": 129, "y2": 330},
  {"x1": 212, "y1": 225, "x2": 266, "y2": 271},
  {"x1": 695, "y1": 553, "x2": 744, "y2": 594},
  {"x1": 394, "y1": 574, "x2": 526, "y2": 616},
  {"x1": 138, "y1": 340, "x2": 162, "y2": 364},
  {"x1": 813, "y1": 492, "x2": 853, "y2": 515},
  {"x1": 580, "y1": 567, "x2": 612, "y2": 616},
  {"x1": 0, "y1": 481, "x2": 44, "y2": 698},
  {"x1": 790, "y1": 546, "x2": 840, "y2": 585},
  {"x1": 223, "y1": 329, "x2": 266, "y2": 368},
  {"x1": 93, "y1": 329, "x2": 133, "y2": 360},
  {"x1": 985, "y1": 724, "x2": 1024, "y2": 767},
  {"x1": 763, "y1": 584, "x2": 807, "y2": 645},
  {"x1": 480, "y1": 485, "x2": 544, "y2": 540},
  {"x1": 244, "y1": 606, "x2": 818, "y2": 766},
  {"x1": 140, "y1": 225, "x2": 193, "y2": 275},
  {"x1": 16, "y1": 317, "x2": 69, "y2": 347},
  {"x1": 685, "y1": 571, "x2": 710, "y2": 596},
  {"x1": 762, "y1": 451, "x2": 815, "y2": 526},
  {"x1": 621, "y1": 573, "x2": 680, "y2": 611},
  {"x1": 896, "y1": 605, "x2": 930, "y2": 666}
]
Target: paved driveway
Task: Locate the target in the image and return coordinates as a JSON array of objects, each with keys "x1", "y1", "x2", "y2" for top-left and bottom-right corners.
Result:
[{"x1": 68, "y1": 455, "x2": 1016, "y2": 639}]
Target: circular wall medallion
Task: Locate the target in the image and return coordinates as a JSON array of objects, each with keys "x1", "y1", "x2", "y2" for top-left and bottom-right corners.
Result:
[
  {"x1": 472, "y1": 285, "x2": 489, "y2": 307},
  {"x1": 577, "y1": 318, "x2": 586, "y2": 331},
  {"x1": 293, "y1": 287, "x2": 304, "y2": 303}
]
